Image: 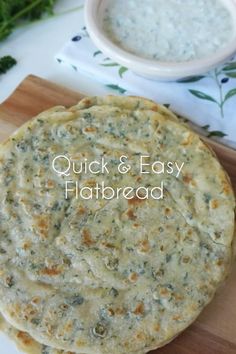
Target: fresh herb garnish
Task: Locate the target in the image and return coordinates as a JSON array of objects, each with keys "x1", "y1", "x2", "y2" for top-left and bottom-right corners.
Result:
[
  {"x1": 0, "y1": 55, "x2": 17, "y2": 75},
  {"x1": 0, "y1": 0, "x2": 58, "y2": 41}
]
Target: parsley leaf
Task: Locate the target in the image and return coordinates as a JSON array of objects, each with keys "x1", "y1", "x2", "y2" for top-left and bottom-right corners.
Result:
[
  {"x1": 0, "y1": 0, "x2": 58, "y2": 41},
  {"x1": 0, "y1": 55, "x2": 17, "y2": 75}
]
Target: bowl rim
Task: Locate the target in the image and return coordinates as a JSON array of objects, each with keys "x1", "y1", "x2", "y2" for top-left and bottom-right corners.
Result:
[{"x1": 85, "y1": 0, "x2": 236, "y2": 79}]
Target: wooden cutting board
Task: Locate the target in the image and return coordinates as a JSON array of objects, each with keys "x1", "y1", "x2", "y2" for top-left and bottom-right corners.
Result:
[{"x1": 0, "y1": 75, "x2": 236, "y2": 354}]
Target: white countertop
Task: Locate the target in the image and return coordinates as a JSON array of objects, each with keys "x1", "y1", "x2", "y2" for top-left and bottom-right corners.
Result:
[{"x1": 0, "y1": 0, "x2": 109, "y2": 104}]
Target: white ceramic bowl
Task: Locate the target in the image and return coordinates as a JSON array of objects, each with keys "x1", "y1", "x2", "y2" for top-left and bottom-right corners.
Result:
[{"x1": 85, "y1": 0, "x2": 236, "y2": 81}]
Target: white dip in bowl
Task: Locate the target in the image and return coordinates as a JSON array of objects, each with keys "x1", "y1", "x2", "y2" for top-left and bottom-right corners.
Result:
[{"x1": 85, "y1": 0, "x2": 236, "y2": 80}]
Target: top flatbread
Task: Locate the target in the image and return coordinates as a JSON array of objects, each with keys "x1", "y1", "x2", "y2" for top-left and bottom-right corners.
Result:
[{"x1": 0, "y1": 96, "x2": 234, "y2": 354}]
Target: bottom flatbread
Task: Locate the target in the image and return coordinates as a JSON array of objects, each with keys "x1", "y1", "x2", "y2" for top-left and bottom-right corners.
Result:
[
  {"x1": 0, "y1": 314, "x2": 74, "y2": 354},
  {"x1": 0, "y1": 315, "x2": 178, "y2": 354},
  {"x1": 0, "y1": 316, "x2": 147, "y2": 354}
]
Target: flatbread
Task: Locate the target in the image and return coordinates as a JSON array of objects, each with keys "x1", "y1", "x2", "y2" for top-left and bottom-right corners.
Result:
[
  {"x1": 0, "y1": 96, "x2": 234, "y2": 354},
  {"x1": 0, "y1": 314, "x2": 74, "y2": 354}
]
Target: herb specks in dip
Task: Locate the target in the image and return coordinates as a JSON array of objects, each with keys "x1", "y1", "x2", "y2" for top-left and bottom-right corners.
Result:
[{"x1": 102, "y1": 0, "x2": 235, "y2": 62}]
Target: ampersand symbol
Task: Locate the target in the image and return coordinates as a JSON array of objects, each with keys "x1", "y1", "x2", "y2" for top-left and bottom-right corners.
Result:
[{"x1": 118, "y1": 155, "x2": 131, "y2": 174}]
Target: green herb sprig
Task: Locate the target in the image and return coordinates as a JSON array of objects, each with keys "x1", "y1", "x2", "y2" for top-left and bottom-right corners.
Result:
[{"x1": 0, "y1": 0, "x2": 57, "y2": 41}]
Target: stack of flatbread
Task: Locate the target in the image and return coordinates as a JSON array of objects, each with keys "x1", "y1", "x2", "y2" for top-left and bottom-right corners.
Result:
[{"x1": 0, "y1": 96, "x2": 234, "y2": 354}]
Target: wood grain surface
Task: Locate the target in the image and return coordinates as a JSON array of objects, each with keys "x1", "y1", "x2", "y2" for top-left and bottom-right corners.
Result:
[{"x1": 0, "y1": 75, "x2": 235, "y2": 354}]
